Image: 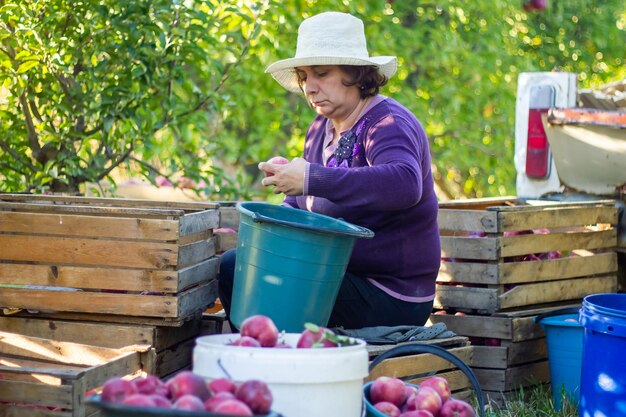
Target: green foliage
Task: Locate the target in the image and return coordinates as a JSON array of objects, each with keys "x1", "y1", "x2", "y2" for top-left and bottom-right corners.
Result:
[{"x1": 1, "y1": 0, "x2": 624, "y2": 199}]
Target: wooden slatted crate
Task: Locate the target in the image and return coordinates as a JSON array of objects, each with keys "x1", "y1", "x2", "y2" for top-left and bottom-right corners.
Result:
[
  {"x1": 436, "y1": 197, "x2": 619, "y2": 314},
  {"x1": 0, "y1": 328, "x2": 152, "y2": 417},
  {"x1": 0, "y1": 194, "x2": 221, "y2": 324},
  {"x1": 366, "y1": 337, "x2": 474, "y2": 400},
  {"x1": 428, "y1": 304, "x2": 573, "y2": 404},
  {"x1": 0, "y1": 313, "x2": 205, "y2": 378}
]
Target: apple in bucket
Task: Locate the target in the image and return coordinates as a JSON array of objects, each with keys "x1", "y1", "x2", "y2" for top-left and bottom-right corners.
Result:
[{"x1": 367, "y1": 375, "x2": 476, "y2": 417}]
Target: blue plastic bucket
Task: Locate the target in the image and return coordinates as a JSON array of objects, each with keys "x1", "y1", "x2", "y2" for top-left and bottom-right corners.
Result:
[
  {"x1": 535, "y1": 310, "x2": 583, "y2": 411},
  {"x1": 231, "y1": 202, "x2": 374, "y2": 332},
  {"x1": 579, "y1": 293, "x2": 626, "y2": 417}
]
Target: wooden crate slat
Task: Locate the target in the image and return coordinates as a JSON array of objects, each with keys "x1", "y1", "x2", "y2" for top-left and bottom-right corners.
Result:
[
  {"x1": 176, "y1": 282, "x2": 216, "y2": 320},
  {"x1": 0, "y1": 234, "x2": 179, "y2": 269},
  {"x1": 0, "y1": 317, "x2": 154, "y2": 349},
  {"x1": 429, "y1": 314, "x2": 543, "y2": 342},
  {"x1": 439, "y1": 252, "x2": 617, "y2": 285},
  {"x1": 367, "y1": 346, "x2": 472, "y2": 380},
  {"x1": 0, "y1": 211, "x2": 181, "y2": 241},
  {"x1": 0, "y1": 379, "x2": 73, "y2": 408},
  {"x1": 0, "y1": 257, "x2": 217, "y2": 293},
  {"x1": 81, "y1": 350, "x2": 148, "y2": 389},
  {"x1": 435, "y1": 286, "x2": 499, "y2": 313},
  {"x1": 499, "y1": 205, "x2": 618, "y2": 231},
  {"x1": 499, "y1": 275, "x2": 618, "y2": 310},
  {"x1": 0, "y1": 200, "x2": 187, "y2": 217},
  {"x1": 438, "y1": 197, "x2": 521, "y2": 211},
  {"x1": 472, "y1": 339, "x2": 547, "y2": 368},
  {"x1": 177, "y1": 238, "x2": 216, "y2": 269},
  {"x1": 500, "y1": 229, "x2": 616, "y2": 258},
  {"x1": 441, "y1": 236, "x2": 499, "y2": 260},
  {"x1": 438, "y1": 210, "x2": 500, "y2": 233},
  {"x1": 0, "y1": 288, "x2": 180, "y2": 317},
  {"x1": 178, "y1": 209, "x2": 220, "y2": 236},
  {"x1": 0, "y1": 193, "x2": 219, "y2": 211},
  {"x1": 474, "y1": 360, "x2": 550, "y2": 391},
  {"x1": 0, "y1": 332, "x2": 133, "y2": 365},
  {"x1": 218, "y1": 204, "x2": 240, "y2": 229}
]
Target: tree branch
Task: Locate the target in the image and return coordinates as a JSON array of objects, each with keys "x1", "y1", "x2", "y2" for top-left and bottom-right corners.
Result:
[{"x1": 0, "y1": 140, "x2": 38, "y2": 172}]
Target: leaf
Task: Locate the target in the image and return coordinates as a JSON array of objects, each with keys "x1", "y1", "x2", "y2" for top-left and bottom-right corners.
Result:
[{"x1": 16, "y1": 59, "x2": 40, "y2": 73}]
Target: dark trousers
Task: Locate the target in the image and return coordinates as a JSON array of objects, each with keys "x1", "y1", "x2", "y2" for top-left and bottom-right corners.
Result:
[{"x1": 217, "y1": 249, "x2": 433, "y2": 330}]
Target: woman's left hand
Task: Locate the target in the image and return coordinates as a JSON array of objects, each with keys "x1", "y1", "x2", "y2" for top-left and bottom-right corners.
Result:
[{"x1": 259, "y1": 157, "x2": 308, "y2": 195}]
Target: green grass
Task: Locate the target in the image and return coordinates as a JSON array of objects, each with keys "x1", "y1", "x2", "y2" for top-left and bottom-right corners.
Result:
[{"x1": 479, "y1": 385, "x2": 577, "y2": 417}]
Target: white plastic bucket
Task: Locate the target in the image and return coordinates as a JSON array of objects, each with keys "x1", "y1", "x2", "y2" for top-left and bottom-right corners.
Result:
[{"x1": 193, "y1": 333, "x2": 369, "y2": 417}]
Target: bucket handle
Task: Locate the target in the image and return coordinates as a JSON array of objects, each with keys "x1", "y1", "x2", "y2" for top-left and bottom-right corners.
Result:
[
  {"x1": 248, "y1": 210, "x2": 374, "y2": 239},
  {"x1": 368, "y1": 343, "x2": 486, "y2": 417},
  {"x1": 534, "y1": 306, "x2": 581, "y2": 324}
]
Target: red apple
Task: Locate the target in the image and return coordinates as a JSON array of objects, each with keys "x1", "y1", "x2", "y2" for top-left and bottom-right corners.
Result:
[
  {"x1": 419, "y1": 376, "x2": 451, "y2": 403},
  {"x1": 400, "y1": 410, "x2": 434, "y2": 417},
  {"x1": 101, "y1": 377, "x2": 138, "y2": 403},
  {"x1": 149, "y1": 394, "x2": 172, "y2": 408},
  {"x1": 213, "y1": 399, "x2": 254, "y2": 416},
  {"x1": 439, "y1": 398, "x2": 477, "y2": 417},
  {"x1": 204, "y1": 391, "x2": 237, "y2": 411},
  {"x1": 172, "y1": 394, "x2": 205, "y2": 411},
  {"x1": 166, "y1": 371, "x2": 211, "y2": 402},
  {"x1": 262, "y1": 156, "x2": 289, "y2": 177},
  {"x1": 296, "y1": 325, "x2": 338, "y2": 348},
  {"x1": 121, "y1": 394, "x2": 157, "y2": 407},
  {"x1": 227, "y1": 336, "x2": 262, "y2": 347},
  {"x1": 412, "y1": 387, "x2": 442, "y2": 416},
  {"x1": 235, "y1": 379, "x2": 273, "y2": 415},
  {"x1": 132, "y1": 375, "x2": 169, "y2": 397},
  {"x1": 375, "y1": 401, "x2": 401, "y2": 417},
  {"x1": 484, "y1": 338, "x2": 501, "y2": 347},
  {"x1": 240, "y1": 315, "x2": 279, "y2": 347},
  {"x1": 208, "y1": 377, "x2": 237, "y2": 394},
  {"x1": 403, "y1": 385, "x2": 419, "y2": 411},
  {"x1": 370, "y1": 376, "x2": 407, "y2": 407}
]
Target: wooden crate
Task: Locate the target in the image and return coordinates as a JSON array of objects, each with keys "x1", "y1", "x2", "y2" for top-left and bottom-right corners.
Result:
[
  {"x1": 436, "y1": 197, "x2": 619, "y2": 314},
  {"x1": 366, "y1": 337, "x2": 474, "y2": 399},
  {"x1": 0, "y1": 329, "x2": 152, "y2": 417},
  {"x1": 0, "y1": 313, "x2": 204, "y2": 378},
  {"x1": 0, "y1": 194, "x2": 221, "y2": 324},
  {"x1": 428, "y1": 304, "x2": 569, "y2": 396}
]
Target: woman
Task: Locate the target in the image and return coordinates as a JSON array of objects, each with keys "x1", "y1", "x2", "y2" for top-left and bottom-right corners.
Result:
[{"x1": 218, "y1": 11, "x2": 440, "y2": 329}]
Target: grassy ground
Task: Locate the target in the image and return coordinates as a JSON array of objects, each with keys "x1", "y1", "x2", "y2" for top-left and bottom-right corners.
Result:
[{"x1": 480, "y1": 385, "x2": 577, "y2": 417}]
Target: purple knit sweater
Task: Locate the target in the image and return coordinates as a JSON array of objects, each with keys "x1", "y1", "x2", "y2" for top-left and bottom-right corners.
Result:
[{"x1": 284, "y1": 97, "x2": 440, "y2": 302}]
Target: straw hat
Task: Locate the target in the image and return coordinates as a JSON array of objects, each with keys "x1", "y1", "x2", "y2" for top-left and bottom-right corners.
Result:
[{"x1": 265, "y1": 12, "x2": 398, "y2": 93}]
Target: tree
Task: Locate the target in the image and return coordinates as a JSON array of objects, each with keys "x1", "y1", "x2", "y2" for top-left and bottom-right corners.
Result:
[
  {"x1": 0, "y1": 0, "x2": 266, "y2": 197},
  {"x1": 1, "y1": 1, "x2": 624, "y2": 200}
]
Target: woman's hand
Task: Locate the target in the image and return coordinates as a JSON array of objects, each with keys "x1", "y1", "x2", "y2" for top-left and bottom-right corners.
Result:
[{"x1": 259, "y1": 157, "x2": 308, "y2": 195}]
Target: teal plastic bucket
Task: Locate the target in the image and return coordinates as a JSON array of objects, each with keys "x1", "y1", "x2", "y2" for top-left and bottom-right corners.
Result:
[
  {"x1": 231, "y1": 202, "x2": 374, "y2": 332},
  {"x1": 579, "y1": 293, "x2": 626, "y2": 417},
  {"x1": 535, "y1": 309, "x2": 583, "y2": 411}
]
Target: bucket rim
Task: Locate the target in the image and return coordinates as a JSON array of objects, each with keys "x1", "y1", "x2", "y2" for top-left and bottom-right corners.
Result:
[
  {"x1": 538, "y1": 314, "x2": 582, "y2": 328},
  {"x1": 236, "y1": 201, "x2": 374, "y2": 239}
]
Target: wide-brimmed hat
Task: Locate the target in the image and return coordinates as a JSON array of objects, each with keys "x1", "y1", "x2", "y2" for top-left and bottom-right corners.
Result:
[{"x1": 265, "y1": 12, "x2": 398, "y2": 93}]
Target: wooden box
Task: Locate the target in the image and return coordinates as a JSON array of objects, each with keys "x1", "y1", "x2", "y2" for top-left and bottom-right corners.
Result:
[
  {"x1": 366, "y1": 337, "x2": 474, "y2": 399},
  {"x1": 436, "y1": 197, "x2": 619, "y2": 314},
  {"x1": 0, "y1": 194, "x2": 221, "y2": 324},
  {"x1": 0, "y1": 328, "x2": 152, "y2": 417},
  {"x1": 429, "y1": 305, "x2": 568, "y2": 401},
  {"x1": 0, "y1": 313, "x2": 204, "y2": 379}
]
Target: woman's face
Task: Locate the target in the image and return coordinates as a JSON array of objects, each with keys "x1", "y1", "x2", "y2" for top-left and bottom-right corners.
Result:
[{"x1": 295, "y1": 65, "x2": 361, "y2": 122}]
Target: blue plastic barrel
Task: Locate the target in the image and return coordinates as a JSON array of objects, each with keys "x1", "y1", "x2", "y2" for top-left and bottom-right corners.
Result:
[
  {"x1": 535, "y1": 311, "x2": 583, "y2": 411},
  {"x1": 231, "y1": 202, "x2": 374, "y2": 332},
  {"x1": 579, "y1": 293, "x2": 626, "y2": 417}
]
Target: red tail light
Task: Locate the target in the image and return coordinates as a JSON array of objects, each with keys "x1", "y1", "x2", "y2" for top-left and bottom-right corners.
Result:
[{"x1": 525, "y1": 108, "x2": 551, "y2": 179}]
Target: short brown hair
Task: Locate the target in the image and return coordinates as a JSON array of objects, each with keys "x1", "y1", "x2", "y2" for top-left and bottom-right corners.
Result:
[{"x1": 340, "y1": 65, "x2": 388, "y2": 98}]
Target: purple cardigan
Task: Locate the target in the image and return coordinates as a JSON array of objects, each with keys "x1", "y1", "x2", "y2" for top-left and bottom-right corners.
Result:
[{"x1": 284, "y1": 97, "x2": 441, "y2": 302}]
